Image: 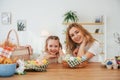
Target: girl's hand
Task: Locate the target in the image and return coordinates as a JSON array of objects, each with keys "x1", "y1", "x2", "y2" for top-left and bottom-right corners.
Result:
[
  {"x1": 49, "y1": 54, "x2": 57, "y2": 59},
  {"x1": 45, "y1": 54, "x2": 57, "y2": 59},
  {"x1": 59, "y1": 48, "x2": 64, "y2": 56},
  {"x1": 72, "y1": 47, "x2": 79, "y2": 57}
]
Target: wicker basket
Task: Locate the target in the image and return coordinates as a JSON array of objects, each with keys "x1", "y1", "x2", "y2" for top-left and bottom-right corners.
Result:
[
  {"x1": 62, "y1": 60, "x2": 88, "y2": 68},
  {"x1": 24, "y1": 61, "x2": 49, "y2": 72},
  {"x1": 2, "y1": 29, "x2": 32, "y2": 60},
  {"x1": 25, "y1": 64, "x2": 48, "y2": 72},
  {"x1": 62, "y1": 54, "x2": 88, "y2": 68}
]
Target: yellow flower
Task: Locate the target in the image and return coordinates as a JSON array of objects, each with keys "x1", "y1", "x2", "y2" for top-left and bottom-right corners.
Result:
[{"x1": 42, "y1": 59, "x2": 48, "y2": 64}]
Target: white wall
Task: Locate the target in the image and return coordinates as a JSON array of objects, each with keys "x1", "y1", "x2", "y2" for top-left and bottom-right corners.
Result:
[{"x1": 0, "y1": 0, "x2": 120, "y2": 58}]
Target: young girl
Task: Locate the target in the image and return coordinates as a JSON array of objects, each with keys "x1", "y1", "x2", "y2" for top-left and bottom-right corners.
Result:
[{"x1": 38, "y1": 35, "x2": 64, "y2": 63}]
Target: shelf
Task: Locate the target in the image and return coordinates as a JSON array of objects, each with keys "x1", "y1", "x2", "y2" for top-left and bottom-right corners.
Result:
[
  {"x1": 63, "y1": 22, "x2": 104, "y2": 25},
  {"x1": 91, "y1": 33, "x2": 104, "y2": 35},
  {"x1": 79, "y1": 22, "x2": 104, "y2": 25}
]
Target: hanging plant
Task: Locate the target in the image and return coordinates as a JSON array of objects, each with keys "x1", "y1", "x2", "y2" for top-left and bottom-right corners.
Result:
[{"x1": 63, "y1": 10, "x2": 79, "y2": 23}]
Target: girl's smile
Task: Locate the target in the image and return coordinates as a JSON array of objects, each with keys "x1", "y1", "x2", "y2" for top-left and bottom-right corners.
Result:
[{"x1": 47, "y1": 39, "x2": 59, "y2": 55}]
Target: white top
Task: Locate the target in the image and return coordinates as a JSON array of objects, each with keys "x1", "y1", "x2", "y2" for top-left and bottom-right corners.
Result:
[{"x1": 85, "y1": 41, "x2": 102, "y2": 62}]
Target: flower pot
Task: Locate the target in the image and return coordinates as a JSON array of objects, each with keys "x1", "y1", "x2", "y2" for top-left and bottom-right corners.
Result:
[
  {"x1": 106, "y1": 65, "x2": 112, "y2": 69},
  {"x1": 113, "y1": 64, "x2": 118, "y2": 69}
]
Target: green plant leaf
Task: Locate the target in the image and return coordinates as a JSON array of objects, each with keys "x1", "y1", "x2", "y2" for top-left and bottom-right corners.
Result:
[{"x1": 63, "y1": 10, "x2": 79, "y2": 23}]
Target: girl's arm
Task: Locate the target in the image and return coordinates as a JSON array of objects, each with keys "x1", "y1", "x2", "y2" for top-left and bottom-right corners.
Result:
[
  {"x1": 58, "y1": 48, "x2": 65, "y2": 63},
  {"x1": 59, "y1": 48, "x2": 65, "y2": 57}
]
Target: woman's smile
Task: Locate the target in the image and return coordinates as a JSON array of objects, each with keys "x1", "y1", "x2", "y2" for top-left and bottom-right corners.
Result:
[{"x1": 69, "y1": 27, "x2": 84, "y2": 44}]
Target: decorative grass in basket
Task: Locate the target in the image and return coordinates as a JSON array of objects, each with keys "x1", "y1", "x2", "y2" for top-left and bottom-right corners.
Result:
[
  {"x1": 62, "y1": 54, "x2": 88, "y2": 68},
  {"x1": 24, "y1": 59, "x2": 49, "y2": 72}
]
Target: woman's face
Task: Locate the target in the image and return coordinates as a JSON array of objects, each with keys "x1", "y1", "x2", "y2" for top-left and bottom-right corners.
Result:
[
  {"x1": 69, "y1": 27, "x2": 84, "y2": 44},
  {"x1": 47, "y1": 39, "x2": 60, "y2": 55}
]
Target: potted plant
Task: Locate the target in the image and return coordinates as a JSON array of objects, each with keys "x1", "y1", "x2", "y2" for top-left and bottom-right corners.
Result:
[
  {"x1": 63, "y1": 10, "x2": 79, "y2": 23},
  {"x1": 106, "y1": 60, "x2": 113, "y2": 69}
]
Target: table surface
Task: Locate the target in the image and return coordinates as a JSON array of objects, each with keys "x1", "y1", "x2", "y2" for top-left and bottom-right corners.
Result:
[{"x1": 0, "y1": 62, "x2": 120, "y2": 80}]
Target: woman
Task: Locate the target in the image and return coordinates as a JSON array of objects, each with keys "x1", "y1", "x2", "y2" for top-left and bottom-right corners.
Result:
[{"x1": 66, "y1": 23, "x2": 101, "y2": 62}]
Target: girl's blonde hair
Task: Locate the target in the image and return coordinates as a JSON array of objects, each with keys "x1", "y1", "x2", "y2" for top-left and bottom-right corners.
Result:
[
  {"x1": 44, "y1": 35, "x2": 62, "y2": 52},
  {"x1": 66, "y1": 23, "x2": 95, "y2": 53}
]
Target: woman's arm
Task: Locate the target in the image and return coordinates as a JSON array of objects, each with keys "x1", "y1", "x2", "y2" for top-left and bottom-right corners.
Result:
[
  {"x1": 84, "y1": 52, "x2": 95, "y2": 60},
  {"x1": 78, "y1": 41, "x2": 101, "y2": 60},
  {"x1": 77, "y1": 38, "x2": 86, "y2": 57}
]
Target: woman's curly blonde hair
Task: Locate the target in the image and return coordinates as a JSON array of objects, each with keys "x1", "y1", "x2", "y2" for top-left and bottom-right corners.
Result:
[{"x1": 66, "y1": 23, "x2": 95, "y2": 53}]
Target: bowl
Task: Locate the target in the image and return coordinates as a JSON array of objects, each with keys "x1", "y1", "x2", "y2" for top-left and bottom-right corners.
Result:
[{"x1": 0, "y1": 63, "x2": 16, "y2": 77}]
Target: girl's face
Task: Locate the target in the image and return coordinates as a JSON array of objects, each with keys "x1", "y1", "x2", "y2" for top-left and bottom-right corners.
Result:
[
  {"x1": 47, "y1": 39, "x2": 60, "y2": 55},
  {"x1": 69, "y1": 27, "x2": 84, "y2": 44}
]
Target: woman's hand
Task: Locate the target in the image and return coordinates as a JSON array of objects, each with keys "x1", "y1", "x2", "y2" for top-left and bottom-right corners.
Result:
[{"x1": 72, "y1": 47, "x2": 79, "y2": 57}]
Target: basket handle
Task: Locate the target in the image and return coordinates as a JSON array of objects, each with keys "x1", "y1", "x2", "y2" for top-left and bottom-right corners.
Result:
[{"x1": 6, "y1": 29, "x2": 20, "y2": 46}]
